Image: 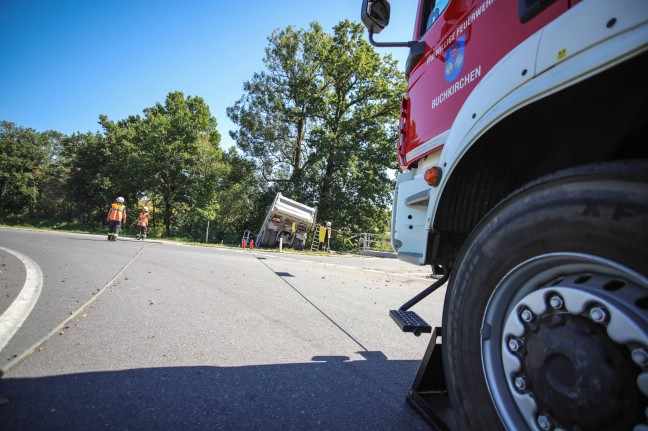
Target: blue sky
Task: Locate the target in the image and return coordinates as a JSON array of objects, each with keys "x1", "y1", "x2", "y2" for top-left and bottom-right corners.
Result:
[{"x1": 0, "y1": 0, "x2": 418, "y2": 150}]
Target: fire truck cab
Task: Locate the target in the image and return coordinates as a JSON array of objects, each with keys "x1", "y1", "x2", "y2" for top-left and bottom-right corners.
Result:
[{"x1": 362, "y1": 0, "x2": 648, "y2": 429}]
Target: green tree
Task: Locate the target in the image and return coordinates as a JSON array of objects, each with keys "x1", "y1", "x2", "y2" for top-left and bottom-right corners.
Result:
[
  {"x1": 227, "y1": 23, "x2": 327, "y2": 201},
  {"x1": 61, "y1": 128, "x2": 128, "y2": 224},
  {"x1": 182, "y1": 133, "x2": 228, "y2": 242},
  {"x1": 0, "y1": 121, "x2": 54, "y2": 214},
  {"x1": 137, "y1": 91, "x2": 222, "y2": 237},
  {"x1": 313, "y1": 20, "x2": 403, "y2": 232},
  {"x1": 215, "y1": 147, "x2": 262, "y2": 243},
  {"x1": 33, "y1": 129, "x2": 68, "y2": 220},
  {"x1": 228, "y1": 20, "x2": 405, "y2": 232},
  {"x1": 96, "y1": 114, "x2": 147, "y2": 230},
  {"x1": 57, "y1": 92, "x2": 224, "y2": 238}
]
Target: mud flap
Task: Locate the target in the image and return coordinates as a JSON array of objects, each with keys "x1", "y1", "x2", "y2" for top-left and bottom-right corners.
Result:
[{"x1": 406, "y1": 327, "x2": 458, "y2": 431}]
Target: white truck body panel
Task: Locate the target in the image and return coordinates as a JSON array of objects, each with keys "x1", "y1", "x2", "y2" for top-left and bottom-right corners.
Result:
[{"x1": 257, "y1": 193, "x2": 317, "y2": 249}]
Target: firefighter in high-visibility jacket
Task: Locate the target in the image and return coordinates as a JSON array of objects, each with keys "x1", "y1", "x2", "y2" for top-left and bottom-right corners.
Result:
[
  {"x1": 106, "y1": 197, "x2": 127, "y2": 241},
  {"x1": 136, "y1": 206, "x2": 150, "y2": 240},
  {"x1": 324, "y1": 221, "x2": 332, "y2": 251}
]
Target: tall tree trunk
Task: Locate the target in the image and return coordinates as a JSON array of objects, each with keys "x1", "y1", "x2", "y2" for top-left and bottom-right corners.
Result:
[
  {"x1": 293, "y1": 118, "x2": 304, "y2": 169},
  {"x1": 165, "y1": 200, "x2": 172, "y2": 237},
  {"x1": 318, "y1": 150, "x2": 336, "y2": 220}
]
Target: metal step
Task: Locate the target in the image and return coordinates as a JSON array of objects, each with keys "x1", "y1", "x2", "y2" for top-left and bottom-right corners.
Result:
[{"x1": 389, "y1": 310, "x2": 432, "y2": 336}]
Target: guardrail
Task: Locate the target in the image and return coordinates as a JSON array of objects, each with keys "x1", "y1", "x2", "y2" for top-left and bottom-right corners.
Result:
[
  {"x1": 329, "y1": 231, "x2": 394, "y2": 254},
  {"x1": 358, "y1": 233, "x2": 392, "y2": 252}
]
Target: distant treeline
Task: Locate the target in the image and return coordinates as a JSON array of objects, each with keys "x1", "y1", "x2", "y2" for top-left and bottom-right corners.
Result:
[{"x1": 0, "y1": 20, "x2": 404, "y2": 246}]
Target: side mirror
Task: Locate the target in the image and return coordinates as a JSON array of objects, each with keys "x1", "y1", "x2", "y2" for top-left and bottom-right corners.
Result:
[{"x1": 361, "y1": 0, "x2": 391, "y2": 34}]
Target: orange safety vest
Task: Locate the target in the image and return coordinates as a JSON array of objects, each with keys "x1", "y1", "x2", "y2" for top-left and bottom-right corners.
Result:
[
  {"x1": 137, "y1": 212, "x2": 149, "y2": 227},
  {"x1": 107, "y1": 203, "x2": 126, "y2": 222}
]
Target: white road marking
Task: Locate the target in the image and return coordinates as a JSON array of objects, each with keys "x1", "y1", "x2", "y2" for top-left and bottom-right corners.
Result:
[
  {"x1": 0, "y1": 246, "x2": 43, "y2": 352},
  {"x1": 2, "y1": 242, "x2": 150, "y2": 374}
]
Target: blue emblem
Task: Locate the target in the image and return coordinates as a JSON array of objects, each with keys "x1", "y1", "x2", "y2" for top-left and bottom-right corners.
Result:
[{"x1": 444, "y1": 35, "x2": 466, "y2": 82}]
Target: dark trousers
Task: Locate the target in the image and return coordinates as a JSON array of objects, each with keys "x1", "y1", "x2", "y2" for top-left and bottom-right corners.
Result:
[
  {"x1": 107, "y1": 220, "x2": 122, "y2": 239},
  {"x1": 136, "y1": 226, "x2": 147, "y2": 237}
]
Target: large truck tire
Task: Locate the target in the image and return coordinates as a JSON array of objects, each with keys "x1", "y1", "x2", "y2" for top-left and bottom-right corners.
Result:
[
  {"x1": 262, "y1": 229, "x2": 276, "y2": 247},
  {"x1": 293, "y1": 238, "x2": 305, "y2": 250},
  {"x1": 442, "y1": 161, "x2": 648, "y2": 431}
]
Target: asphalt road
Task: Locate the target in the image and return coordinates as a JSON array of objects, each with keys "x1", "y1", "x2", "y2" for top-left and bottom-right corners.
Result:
[{"x1": 0, "y1": 228, "x2": 447, "y2": 430}]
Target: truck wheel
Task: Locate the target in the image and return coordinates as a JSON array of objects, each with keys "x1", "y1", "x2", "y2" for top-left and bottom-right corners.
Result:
[
  {"x1": 293, "y1": 238, "x2": 304, "y2": 250},
  {"x1": 442, "y1": 162, "x2": 648, "y2": 431},
  {"x1": 261, "y1": 229, "x2": 274, "y2": 247}
]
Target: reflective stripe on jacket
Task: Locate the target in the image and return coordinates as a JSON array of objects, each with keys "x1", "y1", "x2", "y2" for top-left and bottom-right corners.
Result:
[
  {"x1": 107, "y1": 203, "x2": 126, "y2": 222},
  {"x1": 137, "y1": 212, "x2": 149, "y2": 227}
]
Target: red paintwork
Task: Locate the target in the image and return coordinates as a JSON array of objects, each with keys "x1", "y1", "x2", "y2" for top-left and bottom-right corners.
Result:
[{"x1": 400, "y1": 0, "x2": 569, "y2": 169}]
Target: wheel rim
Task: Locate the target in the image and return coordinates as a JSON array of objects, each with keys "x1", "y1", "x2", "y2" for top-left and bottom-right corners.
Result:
[{"x1": 481, "y1": 253, "x2": 648, "y2": 430}]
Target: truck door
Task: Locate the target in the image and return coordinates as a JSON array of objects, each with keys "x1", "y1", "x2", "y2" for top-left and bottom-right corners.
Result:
[{"x1": 403, "y1": 0, "x2": 567, "y2": 168}]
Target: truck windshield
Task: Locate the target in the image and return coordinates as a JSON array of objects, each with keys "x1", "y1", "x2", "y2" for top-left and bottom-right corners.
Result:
[{"x1": 421, "y1": 0, "x2": 451, "y2": 36}]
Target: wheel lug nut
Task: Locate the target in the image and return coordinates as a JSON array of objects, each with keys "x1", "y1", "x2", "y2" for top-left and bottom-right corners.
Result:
[
  {"x1": 514, "y1": 376, "x2": 527, "y2": 391},
  {"x1": 549, "y1": 295, "x2": 564, "y2": 310},
  {"x1": 537, "y1": 414, "x2": 552, "y2": 430},
  {"x1": 632, "y1": 348, "x2": 648, "y2": 367},
  {"x1": 508, "y1": 338, "x2": 524, "y2": 352},
  {"x1": 638, "y1": 372, "x2": 648, "y2": 397},
  {"x1": 589, "y1": 306, "x2": 608, "y2": 323},
  {"x1": 520, "y1": 309, "x2": 534, "y2": 322}
]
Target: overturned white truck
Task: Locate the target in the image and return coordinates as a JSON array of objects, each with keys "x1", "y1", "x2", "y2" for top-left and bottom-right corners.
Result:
[{"x1": 256, "y1": 193, "x2": 317, "y2": 251}]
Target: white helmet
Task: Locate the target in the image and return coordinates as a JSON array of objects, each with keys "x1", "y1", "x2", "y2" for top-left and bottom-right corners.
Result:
[
  {"x1": 143, "y1": 206, "x2": 149, "y2": 212},
  {"x1": 116, "y1": 197, "x2": 124, "y2": 204}
]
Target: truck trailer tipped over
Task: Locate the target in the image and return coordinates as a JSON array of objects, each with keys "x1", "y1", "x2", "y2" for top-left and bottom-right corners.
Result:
[{"x1": 256, "y1": 193, "x2": 317, "y2": 250}]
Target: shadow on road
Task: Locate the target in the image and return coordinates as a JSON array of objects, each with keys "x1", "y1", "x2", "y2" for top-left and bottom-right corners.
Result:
[{"x1": 0, "y1": 353, "x2": 427, "y2": 430}]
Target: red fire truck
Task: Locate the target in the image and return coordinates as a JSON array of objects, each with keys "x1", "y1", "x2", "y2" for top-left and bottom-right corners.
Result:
[{"x1": 362, "y1": 0, "x2": 648, "y2": 430}]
